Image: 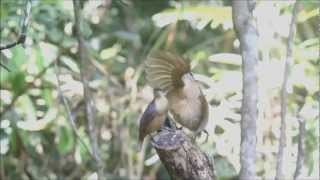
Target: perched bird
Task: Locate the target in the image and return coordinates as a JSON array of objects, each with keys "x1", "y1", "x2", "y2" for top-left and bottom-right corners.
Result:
[
  {"x1": 138, "y1": 89, "x2": 169, "y2": 150},
  {"x1": 145, "y1": 51, "x2": 209, "y2": 137}
]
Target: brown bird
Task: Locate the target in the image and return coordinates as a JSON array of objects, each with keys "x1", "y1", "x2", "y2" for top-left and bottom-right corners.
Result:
[
  {"x1": 145, "y1": 51, "x2": 209, "y2": 137},
  {"x1": 138, "y1": 89, "x2": 169, "y2": 150}
]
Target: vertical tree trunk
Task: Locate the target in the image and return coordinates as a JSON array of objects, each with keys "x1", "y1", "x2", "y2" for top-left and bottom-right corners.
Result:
[
  {"x1": 72, "y1": 0, "x2": 104, "y2": 178},
  {"x1": 275, "y1": 2, "x2": 299, "y2": 179},
  {"x1": 232, "y1": 1, "x2": 258, "y2": 179},
  {"x1": 293, "y1": 115, "x2": 305, "y2": 180}
]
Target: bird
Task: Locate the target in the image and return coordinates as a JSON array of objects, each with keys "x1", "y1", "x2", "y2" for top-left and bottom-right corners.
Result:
[
  {"x1": 144, "y1": 51, "x2": 209, "y2": 138},
  {"x1": 138, "y1": 89, "x2": 169, "y2": 150}
]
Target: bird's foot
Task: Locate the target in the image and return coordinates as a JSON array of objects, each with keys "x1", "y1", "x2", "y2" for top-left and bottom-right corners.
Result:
[
  {"x1": 160, "y1": 126, "x2": 175, "y2": 132},
  {"x1": 191, "y1": 130, "x2": 209, "y2": 144},
  {"x1": 151, "y1": 135, "x2": 157, "y2": 144},
  {"x1": 201, "y1": 130, "x2": 209, "y2": 144}
]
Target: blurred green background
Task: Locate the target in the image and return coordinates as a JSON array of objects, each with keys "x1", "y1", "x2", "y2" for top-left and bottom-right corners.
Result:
[{"x1": 0, "y1": 0, "x2": 319, "y2": 179}]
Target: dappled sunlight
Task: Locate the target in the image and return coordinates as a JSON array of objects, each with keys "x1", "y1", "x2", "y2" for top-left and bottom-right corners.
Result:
[{"x1": 0, "y1": 0, "x2": 318, "y2": 179}]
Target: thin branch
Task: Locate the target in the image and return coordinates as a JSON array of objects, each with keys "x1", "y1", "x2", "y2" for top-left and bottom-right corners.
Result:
[
  {"x1": 293, "y1": 115, "x2": 305, "y2": 180},
  {"x1": 318, "y1": 5, "x2": 320, "y2": 179},
  {"x1": 275, "y1": 2, "x2": 299, "y2": 180},
  {"x1": 232, "y1": 1, "x2": 258, "y2": 179},
  {"x1": 0, "y1": 0, "x2": 32, "y2": 50},
  {"x1": 318, "y1": 37, "x2": 320, "y2": 180},
  {"x1": 0, "y1": 63, "x2": 11, "y2": 71},
  {"x1": 0, "y1": 61, "x2": 54, "y2": 116},
  {"x1": 72, "y1": 0, "x2": 104, "y2": 175},
  {"x1": 53, "y1": 57, "x2": 96, "y2": 162}
]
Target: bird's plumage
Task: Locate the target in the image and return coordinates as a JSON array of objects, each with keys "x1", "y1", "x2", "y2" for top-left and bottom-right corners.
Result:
[
  {"x1": 138, "y1": 92, "x2": 168, "y2": 150},
  {"x1": 145, "y1": 51, "x2": 190, "y2": 91},
  {"x1": 145, "y1": 51, "x2": 209, "y2": 134},
  {"x1": 139, "y1": 100, "x2": 156, "y2": 144}
]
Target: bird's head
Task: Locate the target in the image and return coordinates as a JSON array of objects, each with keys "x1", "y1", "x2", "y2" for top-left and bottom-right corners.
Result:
[{"x1": 153, "y1": 88, "x2": 166, "y2": 98}]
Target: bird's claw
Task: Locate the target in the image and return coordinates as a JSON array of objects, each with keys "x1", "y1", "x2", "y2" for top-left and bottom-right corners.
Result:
[
  {"x1": 201, "y1": 130, "x2": 209, "y2": 144},
  {"x1": 160, "y1": 126, "x2": 175, "y2": 132}
]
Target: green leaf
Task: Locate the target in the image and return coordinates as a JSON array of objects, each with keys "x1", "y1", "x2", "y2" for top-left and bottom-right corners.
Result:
[
  {"x1": 1, "y1": 47, "x2": 26, "y2": 83},
  {"x1": 61, "y1": 56, "x2": 80, "y2": 73},
  {"x1": 17, "y1": 108, "x2": 57, "y2": 131},
  {"x1": 48, "y1": 28, "x2": 64, "y2": 43},
  {"x1": 1, "y1": 47, "x2": 27, "y2": 93},
  {"x1": 100, "y1": 44, "x2": 121, "y2": 60},
  {"x1": 11, "y1": 72, "x2": 26, "y2": 95},
  {"x1": 152, "y1": 6, "x2": 232, "y2": 30},
  {"x1": 35, "y1": 48, "x2": 45, "y2": 71},
  {"x1": 214, "y1": 155, "x2": 237, "y2": 178},
  {"x1": 297, "y1": 7, "x2": 319, "y2": 22},
  {"x1": 57, "y1": 126, "x2": 74, "y2": 154}
]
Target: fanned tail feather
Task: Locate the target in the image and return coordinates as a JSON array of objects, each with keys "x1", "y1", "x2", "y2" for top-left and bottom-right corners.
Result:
[{"x1": 145, "y1": 51, "x2": 190, "y2": 91}]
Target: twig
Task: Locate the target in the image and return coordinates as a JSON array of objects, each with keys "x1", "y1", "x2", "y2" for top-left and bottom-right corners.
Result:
[
  {"x1": 0, "y1": 0, "x2": 32, "y2": 50},
  {"x1": 293, "y1": 115, "x2": 305, "y2": 180},
  {"x1": 0, "y1": 63, "x2": 11, "y2": 72},
  {"x1": 317, "y1": 6, "x2": 320, "y2": 179},
  {"x1": 0, "y1": 61, "x2": 54, "y2": 116},
  {"x1": 275, "y1": 2, "x2": 299, "y2": 180},
  {"x1": 232, "y1": 1, "x2": 258, "y2": 179},
  {"x1": 72, "y1": 0, "x2": 104, "y2": 176},
  {"x1": 53, "y1": 57, "x2": 96, "y2": 162}
]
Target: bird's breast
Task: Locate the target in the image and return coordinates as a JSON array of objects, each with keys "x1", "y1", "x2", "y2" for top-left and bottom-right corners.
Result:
[
  {"x1": 168, "y1": 84, "x2": 206, "y2": 131},
  {"x1": 149, "y1": 114, "x2": 166, "y2": 133}
]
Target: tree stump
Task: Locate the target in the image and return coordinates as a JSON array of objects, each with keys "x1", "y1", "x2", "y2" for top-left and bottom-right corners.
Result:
[{"x1": 151, "y1": 129, "x2": 215, "y2": 180}]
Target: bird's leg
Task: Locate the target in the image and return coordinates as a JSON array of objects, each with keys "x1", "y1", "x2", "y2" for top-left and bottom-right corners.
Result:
[
  {"x1": 201, "y1": 130, "x2": 209, "y2": 144},
  {"x1": 151, "y1": 134, "x2": 157, "y2": 144},
  {"x1": 160, "y1": 126, "x2": 174, "y2": 131},
  {"x1": 160, "y1": 116, "x2": 177, "y2": 132},
  {"x1": 164, "y1": 116, "x2": 178, "y2": 129},
  {"x1": 160, "y1": 123, "x2": 176, "y2": 132},
  {"x1": 190, "y1": 134, "x2": 197, "y2": 143},
  {"x1": 191, "y1": 130, "x2": 209, "y2": 144}
]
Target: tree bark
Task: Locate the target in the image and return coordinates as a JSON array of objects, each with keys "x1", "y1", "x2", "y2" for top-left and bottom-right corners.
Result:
[
  {"x1": 151, "y1": 129, "x2": 215, "y2": 180},
  {"x1": 232, "y1": 1, "x2": 258, "y2": 179},
  {"x1": 72, "y1": 0, "x2": 104, "y2": 177},
  {"x1": 293, "y1": 115, "x2": 305, "y2": 180},
  {"x1": 275, "y1": 2, "x2": 299, "y2": 180}
]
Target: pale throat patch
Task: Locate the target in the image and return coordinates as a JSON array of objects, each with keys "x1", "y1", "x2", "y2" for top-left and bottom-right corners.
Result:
[{"x1": 155, "y1": 96, "x2": 168, "y2": 113}]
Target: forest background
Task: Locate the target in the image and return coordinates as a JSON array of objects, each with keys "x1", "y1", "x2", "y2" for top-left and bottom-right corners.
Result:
[{"x1": 0, "y1": 0, "x2": 319, "y2": 179}]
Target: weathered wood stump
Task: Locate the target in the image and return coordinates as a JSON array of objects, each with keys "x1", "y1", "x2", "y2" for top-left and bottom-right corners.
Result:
[{"x1": 151, "y1": 129, "x2": 215, "y2": 180}]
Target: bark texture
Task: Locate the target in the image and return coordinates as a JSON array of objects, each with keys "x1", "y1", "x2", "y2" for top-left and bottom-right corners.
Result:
[
  {"x1": 293, "y1": 116, "x2": 305, "y2": 180},
  {"x1": 276, "y1": 2, "x2": 299, "y2": 180},
  {"x1": 151, "y1": 130, "x2": 215, "y2": 180},
  {"x1": 72, "y1": 0, "x2": 104, "y2": 177},
  {"x1": 232, "y1": 1, "x2": 258, "y2": 179}
]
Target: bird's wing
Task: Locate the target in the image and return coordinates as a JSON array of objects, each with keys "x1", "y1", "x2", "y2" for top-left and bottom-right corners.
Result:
[
  {"x1": 145, "y1": 51, "x2": 190, "y2": 91},
  {"x1": 139, "y1": 100, "x2": 157, "y2": 142}
]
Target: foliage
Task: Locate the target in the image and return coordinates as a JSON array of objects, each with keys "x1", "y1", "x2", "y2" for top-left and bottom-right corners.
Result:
[{"x1": 0, "y1": 0, "x2": 319, "y2": 179}]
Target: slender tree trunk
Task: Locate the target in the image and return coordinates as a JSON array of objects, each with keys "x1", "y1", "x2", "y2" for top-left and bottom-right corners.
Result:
[
  {"x1": 275, "y1": 2, "x2": 299, "y2": 180},
  {"x1": 72, "y1": 0, "x2": 104, "y2": 178},
  {"x1": 293, "y1": 115, "x2": 305, "y2": 180},
  {"x1": 232, "y1": 1, "x2": 258, "y2": 179}
]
